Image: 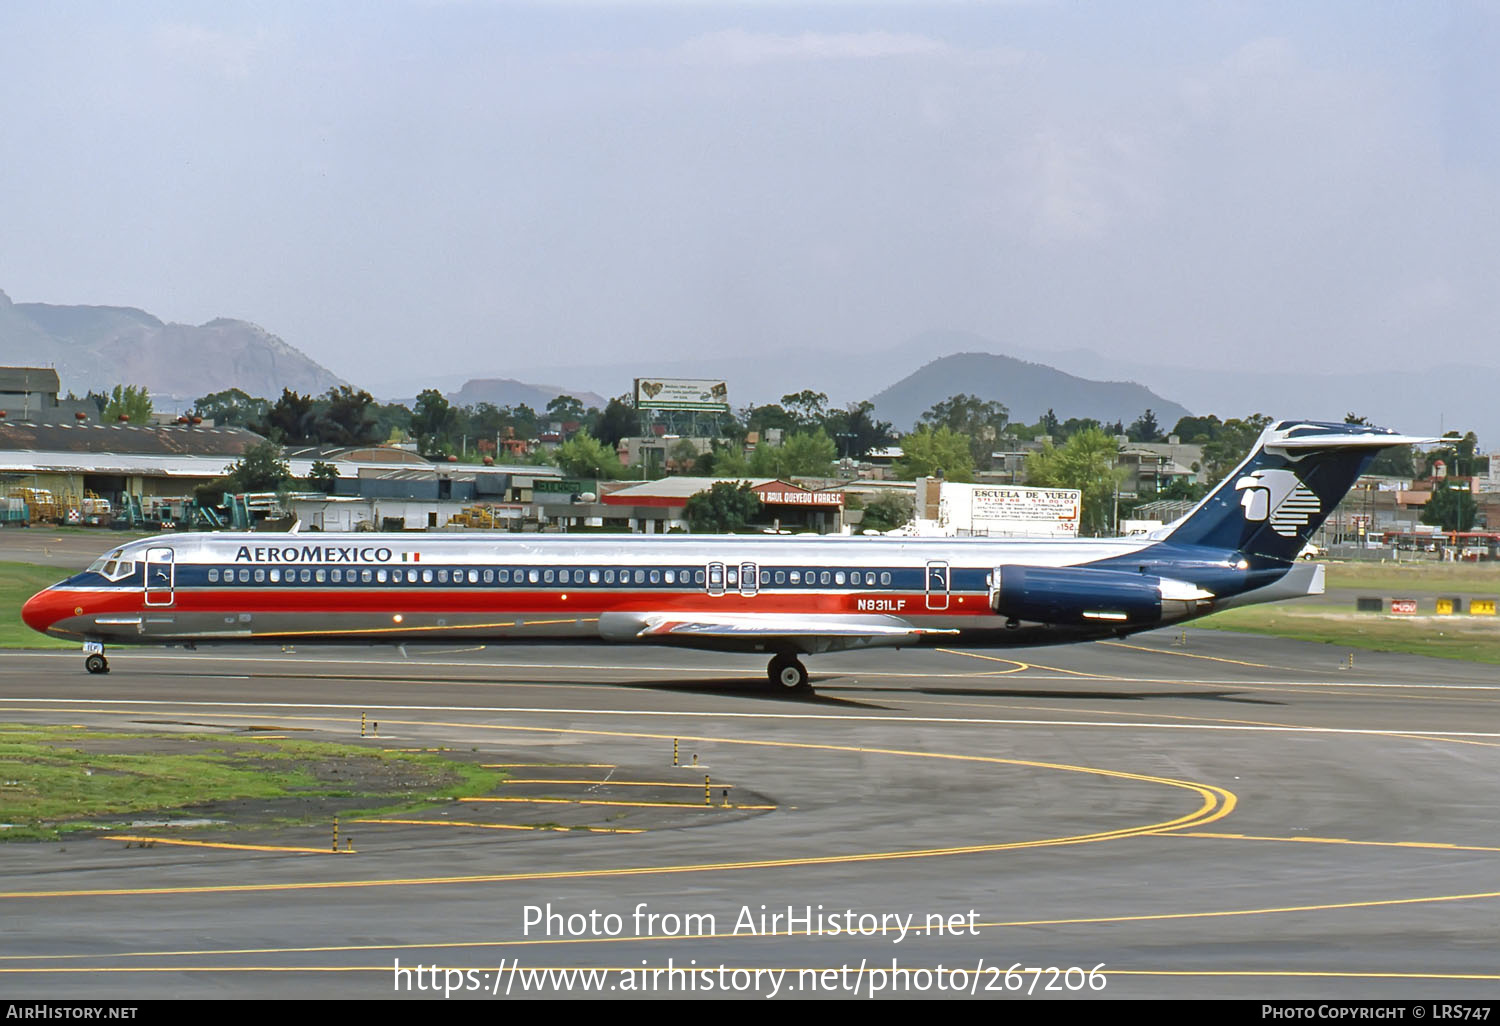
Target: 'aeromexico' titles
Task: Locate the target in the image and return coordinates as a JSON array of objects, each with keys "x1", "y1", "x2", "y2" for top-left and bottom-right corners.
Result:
[{"x1": 234, "y1": 545, "x2": 395, "y2": 563}]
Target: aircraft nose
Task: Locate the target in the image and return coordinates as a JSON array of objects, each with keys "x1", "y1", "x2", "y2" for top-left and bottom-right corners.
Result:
[{"x1": 20, "y1": 587, "x2": 66, "y2": 634}]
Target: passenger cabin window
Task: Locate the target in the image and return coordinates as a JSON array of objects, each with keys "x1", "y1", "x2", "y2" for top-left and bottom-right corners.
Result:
[{"x1": 208, "y1": 569, "x2": 219, "y2": 583}]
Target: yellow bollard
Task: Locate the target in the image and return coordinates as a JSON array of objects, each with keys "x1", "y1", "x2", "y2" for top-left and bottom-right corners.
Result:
[
  {"x1": 361, "y1": 712, "x2": 366, "y2": 738},
  {"x1": 332, "y1": 816, "x2": 339, "y2": 853},
  {"x1": 673, "y1": 738, "x2": 678, "y2": 767},
  {"x1": 704, "y1": 775, "x2": 711, "y2": 806}
]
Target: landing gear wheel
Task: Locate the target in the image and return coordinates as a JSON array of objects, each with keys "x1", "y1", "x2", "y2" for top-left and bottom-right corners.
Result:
[
  {"x1": 85, "y1": 653, "x2": 109, "y2": 675},
  {"x1": 767, "y1": 654, "x2": 810, "y2": 693}
]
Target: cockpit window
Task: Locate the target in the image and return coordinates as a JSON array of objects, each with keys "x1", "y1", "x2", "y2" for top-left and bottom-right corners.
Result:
[
  {"x1": 99, "y1": 559, "x2": 135, "y2": 582},
  {"x1": 87, "y1": 549, "x2": 126, "y2": 575}
]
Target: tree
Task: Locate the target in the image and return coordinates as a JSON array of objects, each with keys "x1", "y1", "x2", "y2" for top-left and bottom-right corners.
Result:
[
  {"x1": 546, "y1": 394, "x2": 586, "y2": 424},
  {"x1": 1370, "y1": 445, "x2": 1416, "y2": 477},
  {"x1": 194, "y1": 388, "x2": 269, "y2": 429},
  {"x1": 749, "y1": 430, "x2": 837, "y2": 478},
  {"x1": 307, "y1": 460, "x2": 340, "y2": 492},
  {"x1": 919, "y1": 394, "x2": 1009, "y2": 469},
  {"x1": 1422, "y1": 483, "x2": 1477, "y2": 532},
  {"x1": 823, "y1": 400, "x2": 894, "y2": 459},
  {"x1": 103, "y1": 384, "x2": 153, "y2": 424},
  {"x1": 858, "y1": 492, "x2": 914, "y2": 533},
  {"x1": 744, "y1": 403, "x2": 798, "y2": 436},
  {"x1": 701, "y1": 440, "x2": 749, "y2": 477},
  {"x1": 195, "y1": 439, "x2": 293, "y2": 504},
  {"x1": 411, "y1": 389, "x2": 457, "y2": 457},
  {"x1": 892, "y1": 426, "x2": 975, "y2": 482},
  {"x1": 1424, "y1": 431, "x2": 1481, "y2": 479},
  {"x1": 780, "y1": 390, "x2": 829, "y2": 429},
  {"x1": 1024, "y1": 427, "x2": 1124, "y2": 536},
  {"x1": 1170, "y1": 414, "x2": 1222, "y2": 444},
  {"x1": 683, "y1": 481, "x2": 761, "y2": 533},
  {"x1": 314, "y1": 386, "x2": 383, "y2": 446},
  {"x1": 592, "y1": 396, "x2": 638, "y2": 449},
  {"x1": 257, "y1": 389, "x2": 315, "y2": 441},
  {"x1": 552, "y1": 432, "x2": 622, "y2": 479},
  {"x1": 1126, "y1": 409, "x2": 1163, "y2": 443},
  {"x1": 1201, "y1": 414, "x2": 1272, "y2": 482},
  {"x1": 230, "y1": 440, "x2": 293, "y2": 491}
]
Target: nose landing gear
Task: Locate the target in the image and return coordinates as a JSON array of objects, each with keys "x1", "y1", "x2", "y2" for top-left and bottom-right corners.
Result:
[{"x1": 83, "y1": 641, "x2": 109, "y2": 674}]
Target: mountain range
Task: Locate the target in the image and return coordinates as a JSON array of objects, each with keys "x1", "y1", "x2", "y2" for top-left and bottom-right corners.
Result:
[
  {"x1": 0, "y1": 289, "x2": 344, "y2": 404},
  {"x1": 868, "y1": 352, "x2": 1190, "y2": 432},
  {"x1": 5, "y1": 286, "x2": 1490, "y2": 445}
]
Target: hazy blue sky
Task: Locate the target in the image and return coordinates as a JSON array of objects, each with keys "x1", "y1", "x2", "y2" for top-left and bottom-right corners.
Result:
[{"x1": 3, "y1": 1, "x2": 1497, "y2": 393}]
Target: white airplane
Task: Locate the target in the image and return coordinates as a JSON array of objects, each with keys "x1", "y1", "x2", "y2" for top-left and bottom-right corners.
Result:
[{"x1": 22, "y1": 420, "x2": 1427, "y2": 693}]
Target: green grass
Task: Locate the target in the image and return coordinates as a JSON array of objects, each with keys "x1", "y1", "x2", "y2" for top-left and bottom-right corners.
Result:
[
  {"x1": 1197, "y1": 603, "x2": 1500, "y2": 664},
  {"x1": 0, "y1": 725, "x2": 503, "y2": 840},
  {"x1": 0, "y1": 562, "x2": 73, "y2": 649},
  {"x1": 1323, "y1": 560, "x2": 1500, "y2": 595},
  {"x1": 1193, "y1": 560, "x2": 1500, "y2": 664}
]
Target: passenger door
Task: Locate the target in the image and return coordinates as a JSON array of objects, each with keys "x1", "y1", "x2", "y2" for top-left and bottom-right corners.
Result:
[
  {"x1": 144, "y1": 547, "x2": 175, "y2": 607},
  {"x1": 925, "y1": 560, "x2": 949, "y2": 611}
]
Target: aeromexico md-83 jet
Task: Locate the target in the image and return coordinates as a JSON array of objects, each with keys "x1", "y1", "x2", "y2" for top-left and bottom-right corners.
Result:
[{"x1": 22, "y1": 420, "x2": 1427, "y2": 693}]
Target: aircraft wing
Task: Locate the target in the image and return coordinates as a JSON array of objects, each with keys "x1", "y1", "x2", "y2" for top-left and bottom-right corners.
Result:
[
  {"x1": 638, "y1": 612, "x2": 956, "y2": 639},
  {"x1": 597, "y1": 610, "x2": 956, "y2": 652}
]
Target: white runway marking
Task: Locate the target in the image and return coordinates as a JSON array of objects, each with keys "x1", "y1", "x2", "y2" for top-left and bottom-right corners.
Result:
[{"x1": 3, "y1": 697, "x2": 1498, "y2": 739}]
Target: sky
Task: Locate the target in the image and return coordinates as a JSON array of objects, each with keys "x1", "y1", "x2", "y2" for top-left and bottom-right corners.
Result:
[{"x1": 2, "y1": 1, "x2": 1498, "y2": 397}]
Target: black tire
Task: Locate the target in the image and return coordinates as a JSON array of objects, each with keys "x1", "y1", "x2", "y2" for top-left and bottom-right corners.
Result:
[
  {"x1": 85, "y1": 654, "x2": 109, "y2": 675},
  {"x1": 768, "y1": 655, "x2": 810, "y2": 692}
]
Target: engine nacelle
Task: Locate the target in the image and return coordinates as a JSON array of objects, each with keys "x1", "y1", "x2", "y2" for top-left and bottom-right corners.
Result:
[{"x1": 990, "y1": 565, "x2": 1212, "y2": 626}]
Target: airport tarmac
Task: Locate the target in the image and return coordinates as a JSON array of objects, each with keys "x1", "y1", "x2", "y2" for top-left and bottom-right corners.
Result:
[{"x1": 2, "y1": 631, "x2": 1499, "y2": 1000}]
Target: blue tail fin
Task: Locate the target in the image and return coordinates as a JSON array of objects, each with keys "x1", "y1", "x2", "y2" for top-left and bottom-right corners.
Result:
[{"x1": 1165, "y1": 420, "x2": 1431, "y2": 563}]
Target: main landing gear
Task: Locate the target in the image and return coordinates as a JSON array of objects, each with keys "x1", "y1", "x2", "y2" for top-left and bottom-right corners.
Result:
[{"x1": 767, "y1": 653, "x2": 810, "y2": 693}]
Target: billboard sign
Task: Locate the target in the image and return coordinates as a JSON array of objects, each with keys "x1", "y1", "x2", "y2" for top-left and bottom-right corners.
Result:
[
  {"x1": 634, "y1": 378, "x2": 730, "y2": 412},
  {"x1": 970, "y1": 486, "x2": 1080, "y2": 528}
]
